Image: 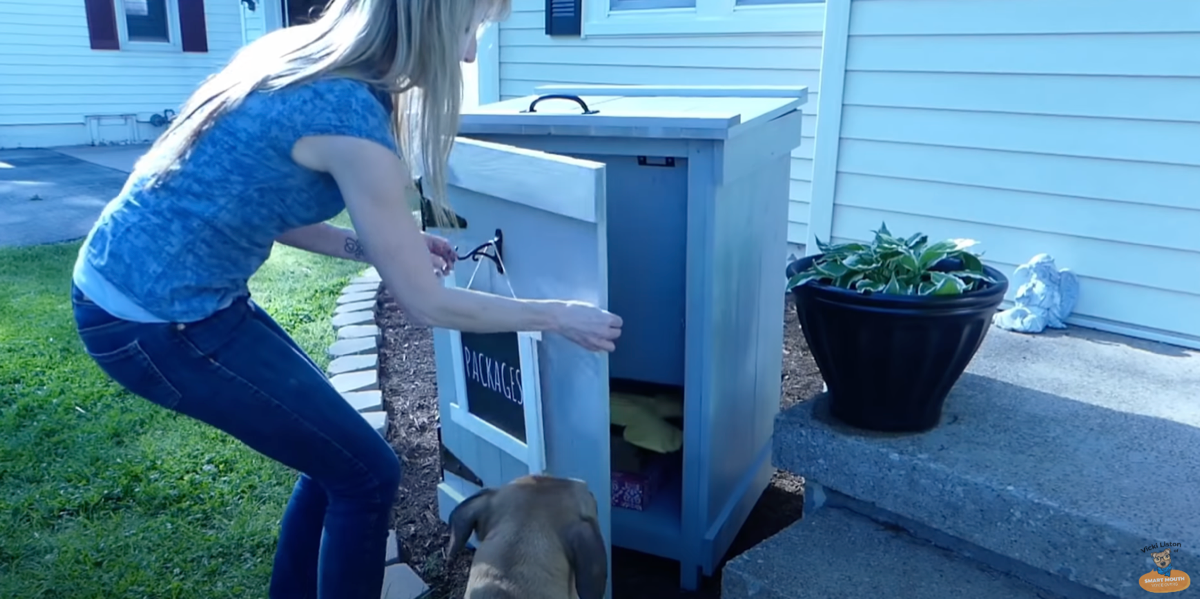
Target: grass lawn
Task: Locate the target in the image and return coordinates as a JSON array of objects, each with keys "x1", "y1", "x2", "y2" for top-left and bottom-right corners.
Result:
[{"x1": 0, "y1": 213, "x2": 367, "y2": 599}]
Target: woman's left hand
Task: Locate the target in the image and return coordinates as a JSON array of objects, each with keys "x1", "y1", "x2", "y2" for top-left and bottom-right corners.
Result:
[{"x1": 424, "y1": 232, "x2": 457, "y2": 276}]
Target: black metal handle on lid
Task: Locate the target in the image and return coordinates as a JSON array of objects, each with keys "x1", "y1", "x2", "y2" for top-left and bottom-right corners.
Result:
[{"x1": 521, "y1": 94, "x2": 599, "y2": 115}]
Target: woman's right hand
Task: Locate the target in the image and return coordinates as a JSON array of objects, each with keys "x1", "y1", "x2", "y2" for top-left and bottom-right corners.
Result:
[{"x1": 553, "y1": 301, "x2": 623, "y2": 353}]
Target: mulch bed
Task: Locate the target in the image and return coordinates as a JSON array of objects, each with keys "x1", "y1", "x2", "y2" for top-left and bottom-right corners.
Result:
[{"x1": 377, "y1": 291, "x2": 825, "y2": 599}]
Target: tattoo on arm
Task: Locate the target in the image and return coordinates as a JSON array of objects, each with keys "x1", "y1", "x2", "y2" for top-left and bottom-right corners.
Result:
[{"x1": 344, "y1": 236, "x2": 368, "y2": 262}]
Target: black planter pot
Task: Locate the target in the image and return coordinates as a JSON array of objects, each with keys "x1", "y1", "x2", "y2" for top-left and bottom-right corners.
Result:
[{"x1": 786, "y1": 255, "x2": 1009, "y2": 433}]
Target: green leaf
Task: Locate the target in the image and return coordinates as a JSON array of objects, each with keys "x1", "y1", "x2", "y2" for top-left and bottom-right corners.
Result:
[
  {"x1": 896, "y1": 249, "x2": 920, "y2": 273},
  {"x1": 882, "y1": 274, "x2": 905, "y2": 295},
  {"x1": 928, "y1": 272, "x2": 969, "y2": 295},
  {"x1": 786, "y1": 269, "x2": 823, "y2": 290},
  {"x1": 917, "y1": 240, "x2": 955, "y2": 268},
  {"x1": 873, "y1": 222, "x2": 905, "y2": 250},
  {"x1": 842, "y1": 253, "x2": 880, "y2": 271},
  {"x1": 835, "y1": 271, "x2": 866, "y2": 289},
  {"x1": 856, "y1": 279, "x2": 886, "y2": 294},
  {"x1": 950, "y1": 238, "x2": 980, "y2": 251},
  {"x1": 905, "y1": 232, "x2": 928, "y2": 251},
  {"x1": 787, "y1": 266, "x2": 825, "y2": 291},
  {"x1": 826, "y1": 243, "x2": 869, "y2": 260},
  {"x1": 815, "y1": 237, "x2": 834, "y2": 254},
  {"x1": 952, "y1": 270, "x2": 996, "y2": 291},
  {"x1": 816, "y1": 261, "x2": 852, "y2": 279},
  {"x1": 956, "y1": 250, "x2": 985, "y2": 274}
]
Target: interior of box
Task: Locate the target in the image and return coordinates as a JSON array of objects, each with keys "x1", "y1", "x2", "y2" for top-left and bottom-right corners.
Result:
[
  {"x1": 609, "y1": 377, "x2": 684, "y2": 500},
  {"x1": 585, "y1": 153, "x2": 691, "y2": 546},
  {"x1": 608, "y1": 375, "x2": 686, "y2": 556}
]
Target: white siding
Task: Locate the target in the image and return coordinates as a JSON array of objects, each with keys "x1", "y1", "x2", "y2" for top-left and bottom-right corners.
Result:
[
  {"x1": 241, "y1": 1, "x2": 268, "y2": 44},
  {"x1": 0, "y1": 0, "x2": 242, "y2": 148},
  {"x1": 497, "y1": 0, "x2": 823, "y2": 247},
  {"x1": 813, "y1": 0, "x2": 1200, "y2": 347}
]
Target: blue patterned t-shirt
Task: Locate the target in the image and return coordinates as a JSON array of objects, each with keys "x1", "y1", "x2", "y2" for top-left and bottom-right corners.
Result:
[{"x1": 73, "y1": 76, "x2": 396, "y2": 323}]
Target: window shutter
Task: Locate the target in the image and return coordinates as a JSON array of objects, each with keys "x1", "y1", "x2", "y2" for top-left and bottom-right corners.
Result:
[
  {"x1": 545, "y1": 0, "x2": 582, "y2": 36},
  {"x1": 179, "y1": 0, "x2": 209, "y2": 53},
  {"x1": 84, "y1": 0, "x2": 120, "y2": 50}
]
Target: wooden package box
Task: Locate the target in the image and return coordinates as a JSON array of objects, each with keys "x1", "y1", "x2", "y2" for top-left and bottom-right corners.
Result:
[{"x1": 429, "y1": 85, "x2": 807, "y2": 596}]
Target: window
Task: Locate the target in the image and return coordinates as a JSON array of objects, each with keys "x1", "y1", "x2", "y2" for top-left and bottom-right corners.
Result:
[
  {"x1": 123, "y1": 0, "x2": 171, "y2": 42},
  {"x1": 84, "y1": 0, "x2": 209, "y2": 53},
  {"x1": 285, "y1": 0, "x2": 330, "y2": 26},
  {"x1": 580, "y1": 0, "x2": 825, "y2": 37}
]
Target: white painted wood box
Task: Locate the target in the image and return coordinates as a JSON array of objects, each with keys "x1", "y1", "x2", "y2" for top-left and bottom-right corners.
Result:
[{"x1": 430, "y1": 84, "x2": 808, "y2": 596}]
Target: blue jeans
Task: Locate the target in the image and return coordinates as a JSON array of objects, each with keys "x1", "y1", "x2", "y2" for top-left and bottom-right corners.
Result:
[{"x1": 70, "y1": 283, "x2": 401, "y2": 599}]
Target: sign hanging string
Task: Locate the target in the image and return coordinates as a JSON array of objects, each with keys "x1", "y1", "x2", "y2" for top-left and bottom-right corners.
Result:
[{"x1": 461, "y1": 236, "x2": 517, "y2": 300}]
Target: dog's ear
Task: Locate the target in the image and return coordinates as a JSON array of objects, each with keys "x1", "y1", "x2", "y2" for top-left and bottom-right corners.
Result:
[
  {"x1": 561, "y1": 517, "x2": 608, "y2": 599},
  {"x1": 446, "y1": 488, "x2": 495, "y2": 558}
]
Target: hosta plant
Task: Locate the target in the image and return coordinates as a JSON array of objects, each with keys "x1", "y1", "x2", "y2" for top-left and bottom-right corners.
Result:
[{"x1": 786, "y1": 223, "x2": 997, "y2": 296}]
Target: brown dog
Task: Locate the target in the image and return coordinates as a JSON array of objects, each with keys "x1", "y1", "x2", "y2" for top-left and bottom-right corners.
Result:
[{"x1": 446, "y1": 475, "x2": 608, "y2": 599}]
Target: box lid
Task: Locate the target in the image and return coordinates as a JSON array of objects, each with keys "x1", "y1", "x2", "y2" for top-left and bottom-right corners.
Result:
[{"x1": 459, "y1": 84, "x2": 808, "y2": 141}]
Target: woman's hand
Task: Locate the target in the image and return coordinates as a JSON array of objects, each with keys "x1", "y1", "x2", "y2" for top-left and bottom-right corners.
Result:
[
  {"x1": 423, "y1": 232, "x2": 457, "y2": 276},
  {"x1": 553, "y1": 301, "x2": 623, "y2": 353}
]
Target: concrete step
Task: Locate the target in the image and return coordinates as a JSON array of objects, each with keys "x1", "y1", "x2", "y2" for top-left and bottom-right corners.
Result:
[
  {"x1": 722, "y1": 504, "x2": 1066, "y2": 599},
  {"x1": 773, "y1": 326, "x2": 1200, "y2": 599}
]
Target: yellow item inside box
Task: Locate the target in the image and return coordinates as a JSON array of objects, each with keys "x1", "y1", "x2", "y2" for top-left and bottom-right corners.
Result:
[{"x1": 609, "y1": 391, "x2": 684, "y2": 454}]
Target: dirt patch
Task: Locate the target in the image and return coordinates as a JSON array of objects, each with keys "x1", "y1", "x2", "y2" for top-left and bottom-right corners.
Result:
[{"x1": 379, "y1": 291, "x2": 824, "y2": 598}]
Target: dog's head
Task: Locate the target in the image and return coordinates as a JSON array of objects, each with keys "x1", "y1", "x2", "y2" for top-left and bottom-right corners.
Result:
[{"x1": 447, "y1": 475, "x2": 607, "y2": 599}]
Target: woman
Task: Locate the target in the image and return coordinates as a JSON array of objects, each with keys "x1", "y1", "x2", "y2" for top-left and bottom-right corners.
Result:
[{"x1": 68, "y1": 1, "x2": 623, "y2": 597}]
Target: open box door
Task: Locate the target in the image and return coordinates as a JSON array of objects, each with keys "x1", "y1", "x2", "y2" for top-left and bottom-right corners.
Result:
[{"x1": 431, "y1": 137, "x2": 613, "y2": 598}]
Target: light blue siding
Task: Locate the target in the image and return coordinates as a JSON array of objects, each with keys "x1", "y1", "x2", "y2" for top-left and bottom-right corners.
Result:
[
  {"x1": 811, "y1": 0, "x2": 1200, "y2": 347},
  {"x1": 496, "y1": 0, "x2": 821, "y2": 247},
  {"x1": 0, "y1": 0, "x2": 243, "y2": 148},
  {"x1": 240, "y1": 1, "x2": 267, "y2": 44}
]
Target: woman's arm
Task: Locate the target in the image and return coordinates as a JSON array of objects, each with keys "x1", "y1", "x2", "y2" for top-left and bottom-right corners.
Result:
[
  {"x1": 290, "y1": 134, "x2": 565, "y2": 335},
  {"x1": 276, "y1": 222, "x2": 370, "y2": 262}
]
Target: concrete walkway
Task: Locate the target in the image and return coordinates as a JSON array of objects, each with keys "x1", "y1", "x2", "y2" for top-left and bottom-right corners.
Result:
[
  {"x1": 0, "y1": 144, "x2": 146, "y2": 248},
  {"x1": 55, "y1": 144, "x2": 148, "y2": 174},
  {"x1": 762, "y1": 324, "x2": 1199, "y2": 599}
]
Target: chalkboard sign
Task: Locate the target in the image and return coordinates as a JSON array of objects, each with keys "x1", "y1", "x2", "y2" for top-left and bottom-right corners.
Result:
[
  {"x1": 443, "y1": 269, "x2": 547, "y2": 474},
  {"x1": 459, "y1": 331, "x2": 527, "y2": 442}
]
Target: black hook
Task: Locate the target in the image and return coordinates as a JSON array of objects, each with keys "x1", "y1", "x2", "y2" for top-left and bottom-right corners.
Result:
[
  {"x1": 455, "y1": 229, "x2": 504, "y2": 275},
  {"x1": 412, "y1": 177, "x2": 499, "y2": 273}
]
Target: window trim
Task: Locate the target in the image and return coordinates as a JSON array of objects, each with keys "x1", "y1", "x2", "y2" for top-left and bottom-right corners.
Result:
[
  {"x1": 114, "y1": 0, "x2": 184, "y2": 52},
  {"x1": 582, "y1": 0, "x2": 824, "y2": 38}
]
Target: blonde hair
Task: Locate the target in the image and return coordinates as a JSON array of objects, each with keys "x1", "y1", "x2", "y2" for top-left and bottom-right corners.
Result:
[{"x1": 136, "y1": 0, "x2": 510, "y2": 229}]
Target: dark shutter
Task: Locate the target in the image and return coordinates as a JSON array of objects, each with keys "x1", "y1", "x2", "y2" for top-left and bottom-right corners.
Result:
[
  {"x1": 545, "y1": 0, "x2": 582, "y2": 36},
  {"x1": 84, "y1": 0, "x2": 120, "y2": 50},
  {"x1": 179, "y1": 0, "x2": 209, "y2": 53}
]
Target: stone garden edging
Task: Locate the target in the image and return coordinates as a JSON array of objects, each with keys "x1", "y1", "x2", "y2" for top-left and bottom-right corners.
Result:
[{"x1": 324, "y1": 265, "x2": 431, "y2": 599}]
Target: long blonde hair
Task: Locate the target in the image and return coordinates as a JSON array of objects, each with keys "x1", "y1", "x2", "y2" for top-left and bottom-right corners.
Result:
[{"x1": 136, "y1": 0, "x2": 510, "y2": 229}]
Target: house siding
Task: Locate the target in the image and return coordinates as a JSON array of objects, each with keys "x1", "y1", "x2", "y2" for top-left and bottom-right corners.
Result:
[
  {"x1": 241, "y1": 1, "x2": 268, "y2": 44},
  {"x1": 813, "y1": 0, "x2": 1200, "y2": 346},
  {"x1": 0, "y1": 0, "x2": 241, "y2": 149},
  {"x1": 496, "y1": 0, "x2": 823, "y2": 248}
]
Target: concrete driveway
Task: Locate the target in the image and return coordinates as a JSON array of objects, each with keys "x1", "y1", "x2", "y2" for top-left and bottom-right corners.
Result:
[{"x1": 0, "y1": 145, "x2": 145, "y2": 248}]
